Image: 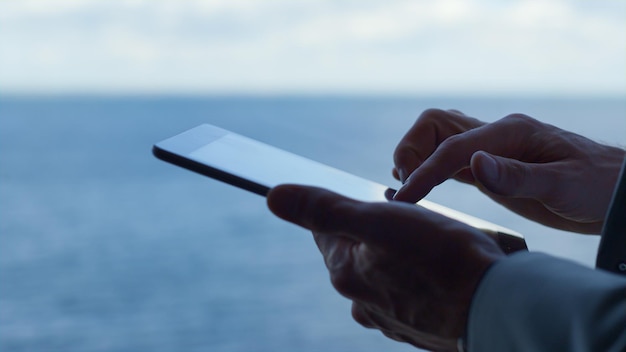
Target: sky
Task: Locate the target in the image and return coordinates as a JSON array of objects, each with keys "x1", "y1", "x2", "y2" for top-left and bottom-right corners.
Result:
[{"x1": 1, "y1": 0, "x2": 625, "y2": 96}]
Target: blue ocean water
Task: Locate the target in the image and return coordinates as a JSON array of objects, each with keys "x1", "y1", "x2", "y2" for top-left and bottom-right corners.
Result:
[{"x1": 1, "y1": 96, "x2": 624, "y2": 352}]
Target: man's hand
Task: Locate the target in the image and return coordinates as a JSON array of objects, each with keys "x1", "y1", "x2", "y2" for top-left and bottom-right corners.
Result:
[
  {"x1": 393, "y1": 109, "x2": 625, "y2": 234},
  {"x1": 267, "y1": 185, "x2": 505, "y2": 351}
]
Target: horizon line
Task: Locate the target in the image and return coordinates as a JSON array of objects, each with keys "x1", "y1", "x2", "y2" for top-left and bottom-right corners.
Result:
[{"x1": 1, "y1": 91, "x2": 625, "y2": 101}]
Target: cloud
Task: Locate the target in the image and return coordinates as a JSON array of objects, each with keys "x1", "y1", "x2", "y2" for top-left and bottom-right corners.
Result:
[{"x1": 1, "y1": 0, "x2": 624, "y2": 95}]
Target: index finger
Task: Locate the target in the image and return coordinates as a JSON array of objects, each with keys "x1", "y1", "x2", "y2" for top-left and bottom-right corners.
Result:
[
  {"x1": 267, "y1": 184, "x2": 386, "y2": 245},
  {"x1": 393, "y1": 115, "x2": 535, "y2": 203},
  {"x1": 266, "y1": 184, "x2": 442, "y2": 250},
  {"x1": 393, "y1": 109, "x2": 484, "y2": 183}
]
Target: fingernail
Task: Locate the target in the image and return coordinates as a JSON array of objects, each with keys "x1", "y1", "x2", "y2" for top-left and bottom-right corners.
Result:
[
  {"x1": 477, "y1": 152, "x2": 499, "y2": 184},
  {"x1": 392, "y1": 182, "x2": 407, "y2": 200},
  {"x1": 398, "y1": 167, "x2": 408, "y2": 183}
]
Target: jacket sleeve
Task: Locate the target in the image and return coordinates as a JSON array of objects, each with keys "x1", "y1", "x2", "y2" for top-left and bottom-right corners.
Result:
[{"x1": 467, "y1": 251, "x2": 626, "y2": 352}]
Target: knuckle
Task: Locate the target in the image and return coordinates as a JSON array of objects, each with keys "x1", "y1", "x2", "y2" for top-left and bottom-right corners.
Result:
[
  {"x1": 326, "y1": 199, "x2": 358, "y2": 229},
  {"x1": 306, "y1": 191, "x2": 352, "y2": 232},
  {"x1": 308, "y1": 198, "x2": 334, "y2": 231},
  {"x1": 500, "y1": 113, "x2": 540, "y2": 129},
  {"x1": 382, "y1": 330, "x2": 404, "y2": 342},
  {"x1": 500, "y1": 160, "x2": 530, "y2": 194},
  {"x1": 393, "y1": 146, "x2": 428, "y2": 176},
  {"x1": 326, "y1": 245, "x2": 371, "y2": 299},
  {"x1": 418, "y1": 108, "x2": 449, "y2": 123},
  {"x1": 503, "y1": 112, "x2": 531, "y2": 121},
  {"x1": 438, "y1": 133, "x2": 464, "y2": 150},
  {"x1": 329, "y1": 265, "x2": 354, "y2": 294},
  {"x1": 446, "y1": 108, "x2": 466, "y2": 116},
  {"x1": 352, "y1": 303, "x2": 375, "y2": 328},
  {"x1": 497, "y1": 113, "x2": 548, "y2": 143}
]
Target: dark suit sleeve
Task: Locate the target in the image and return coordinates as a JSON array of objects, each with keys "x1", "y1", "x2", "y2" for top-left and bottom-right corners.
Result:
[
  {"x1": 597, "y1": 158, "x2": 626, "y2": 274},
  {"x1": 467, "y1": 252, "x2": 626, "y2": 352}
]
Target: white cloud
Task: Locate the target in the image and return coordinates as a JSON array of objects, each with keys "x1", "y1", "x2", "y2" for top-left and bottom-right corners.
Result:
[{"x1": 0, "y1": 0, "x2": 624, "y2": 95}]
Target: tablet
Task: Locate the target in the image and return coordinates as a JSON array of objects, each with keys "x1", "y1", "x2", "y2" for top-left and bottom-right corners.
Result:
[{"x1": 153, "y1": 124, "x2": 527, "y2": 253}]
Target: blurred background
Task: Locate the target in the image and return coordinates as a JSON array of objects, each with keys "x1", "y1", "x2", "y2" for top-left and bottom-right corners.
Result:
[{"x1": 1, "y1": 1, "x2": 624, "y2": 351}]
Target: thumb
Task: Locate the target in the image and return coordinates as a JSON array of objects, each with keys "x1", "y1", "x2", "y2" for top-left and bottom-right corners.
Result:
[
  {"x1": 267, "y1": 184, "x2": 425, "y2": 249},
  {"x1": 267, "y1": 184, "x2": 362, "y2": 234},
  {"x1": 470, "y1": 151, "x2": 554, "y2": 200}
]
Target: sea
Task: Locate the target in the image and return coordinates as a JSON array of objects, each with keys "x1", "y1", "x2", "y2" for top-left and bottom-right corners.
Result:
[{"x1": 1, "y1": 96, "x2": 624, "y2": 352}]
